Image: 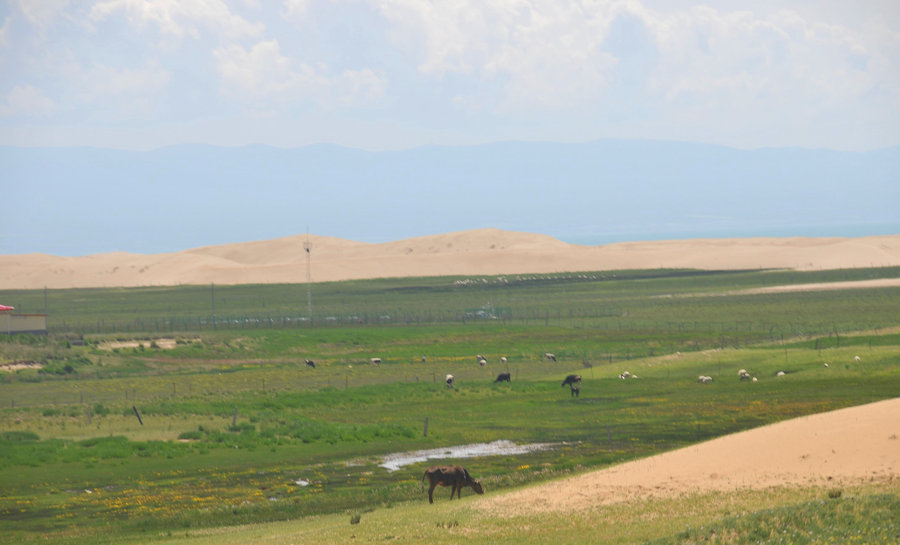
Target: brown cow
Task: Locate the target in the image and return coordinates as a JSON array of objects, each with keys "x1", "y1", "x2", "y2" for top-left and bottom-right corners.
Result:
[{"x1": 421, "y1": 465, "x2": 484, "y2": 503}]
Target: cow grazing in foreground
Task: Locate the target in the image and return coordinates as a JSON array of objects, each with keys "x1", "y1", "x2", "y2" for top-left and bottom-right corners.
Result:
[
  {"x1": 494, "y1": 372, "x2": 511, "y2": 383},
  {"x1": 421, "y1": 465, "x2": 484, "y2": 503},
  {"x1": 305, "y1": 359, "x2": 316, "y2": 369}
]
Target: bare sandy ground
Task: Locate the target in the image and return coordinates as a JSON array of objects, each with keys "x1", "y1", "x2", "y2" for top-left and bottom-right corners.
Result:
[
  {"x1": 482, "y1": 397, "x2": 900, "y2": 514},
  {"x1": 2, "y1": 229, "x2": 899, "y2": 290}
]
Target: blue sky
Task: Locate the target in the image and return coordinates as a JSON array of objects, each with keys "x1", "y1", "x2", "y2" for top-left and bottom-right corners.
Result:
[{"x1": 1, "y1": 0, "x2": 898, "y2": 152}]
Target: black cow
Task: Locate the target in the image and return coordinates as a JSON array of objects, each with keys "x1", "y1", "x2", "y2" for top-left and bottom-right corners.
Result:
[
  {"x1": 305, "y1": 359, "x2": 316, "y2": 369},
  {"x1": 494, "y1": 372, "x2": 511, "y2": 383},
  {"x1": 561, "y1": 374, "x2": 582, "y2": 387},
  {"x1": 421, "y1": 465, "x2": 484, "y2": 503}
]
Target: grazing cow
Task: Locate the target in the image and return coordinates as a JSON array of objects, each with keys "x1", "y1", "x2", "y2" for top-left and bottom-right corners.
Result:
[
  {"x1": 500, "y1": 356, "x2": 508, "y2": 364},
  {"x1": 561, "y1": 374, "x2": 582, "y2": 387},
  {"x1": 305, "y1": 359, "x2": 316, "y2": 369},
  {"x1": 421, "y1": 465, "x2": 484, "y2": 503},
  {"x1": 478, "y1": 358, "x2": 487, "y2": 367},
  {"x1": 494, "y1": 372, "x2": 511, "y2": 383},
  {"x1": 445, "y1": 374, "x2": 454, "y2": 389},
  {"x1": 544, "y1": 353, "x2": 557, "y2": 362},
  {"x1": 370, "y1": 357, "x2": 381, "y2": 366}
]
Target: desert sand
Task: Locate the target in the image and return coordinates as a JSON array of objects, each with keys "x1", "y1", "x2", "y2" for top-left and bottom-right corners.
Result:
[
  {"x1": 2, "y1": 229, "x2": 900, "y2": 290},
  {"x1": 482, "y1": 397, "x2": 900, "y2": 514}
]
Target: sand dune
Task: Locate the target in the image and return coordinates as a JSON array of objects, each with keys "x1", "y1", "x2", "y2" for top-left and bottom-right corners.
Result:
[
  {"x1": 1, "y1": 229, "x2": 899, "y2": 290},
  {"x1": 482, "y1": 397, "x2": 900, "y2": 514}
]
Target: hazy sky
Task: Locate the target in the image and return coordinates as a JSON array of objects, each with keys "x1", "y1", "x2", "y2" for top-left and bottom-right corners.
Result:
[{"x1": 1, "y1": 0, "x2": 898, "y2": 152}]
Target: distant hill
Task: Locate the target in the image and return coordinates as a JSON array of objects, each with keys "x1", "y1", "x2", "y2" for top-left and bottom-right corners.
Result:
[
  {"x1": 2, "y1": 140, "x2": 898, "y2": 256},
  {"x1": 2, "y1": 228, "x2": 899, "y2": 290}
]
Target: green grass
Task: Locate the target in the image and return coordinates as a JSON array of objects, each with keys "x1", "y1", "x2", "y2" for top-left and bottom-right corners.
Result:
[
  {"x1": 2, "y1": 267, "x2": 899, "y2": 335},
  {"x1": 1, "y1": 268, "x2": 899, "y2": 543},
  {"x1": 651, "y1": 492, "x2": 899, "y2": 545}
]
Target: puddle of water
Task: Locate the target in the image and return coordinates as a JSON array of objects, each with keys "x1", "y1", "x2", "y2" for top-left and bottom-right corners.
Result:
[{"x1": 378, "y1": 440, "x2": 557, "y2": 472}]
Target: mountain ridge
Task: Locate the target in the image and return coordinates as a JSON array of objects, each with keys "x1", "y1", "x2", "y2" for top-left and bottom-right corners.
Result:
[{"x1": 3, "y1": 140, "x2": 898, "y2": 256}]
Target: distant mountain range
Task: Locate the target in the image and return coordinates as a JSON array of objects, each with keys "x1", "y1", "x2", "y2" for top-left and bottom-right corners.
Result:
[{"x1": 2, "y1": 140, "x2": 898, "y2": 256}]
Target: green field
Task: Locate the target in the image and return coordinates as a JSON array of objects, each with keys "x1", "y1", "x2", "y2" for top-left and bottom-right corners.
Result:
[{"x1": 1, "y1": 268, "x2": 898, "y2": 544}]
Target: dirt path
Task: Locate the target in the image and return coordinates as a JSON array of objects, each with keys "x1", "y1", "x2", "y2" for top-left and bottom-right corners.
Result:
[{"x1": 481, "y1": 398, "x2": 900, "y2": 514}]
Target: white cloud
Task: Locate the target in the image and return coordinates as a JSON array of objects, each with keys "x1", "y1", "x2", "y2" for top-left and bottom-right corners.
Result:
[
  {"x1": 0, "y1": 0, "x2": 896, "y2": 150},
  {"x1": 0, "y1": 85, "x2": 56, "y2": 117},
  {"x1": 13, "y1": 0, "x2": 71, "y2": 28},
  {"x1": 89, "y1": 0, "x2": 264, "y2": 39},
  {"x1": 213, "y1": 39, "x2": 386, "y2": 109},
  {"x1": 370, "y1": 0, "x2": 897, "y2": 123},
  {"x1": 282, "y1": 0, "x2": 311, "y2": 19},
  {"x1": 375, "y1": 0, "x2": 623, "y2": 111}
]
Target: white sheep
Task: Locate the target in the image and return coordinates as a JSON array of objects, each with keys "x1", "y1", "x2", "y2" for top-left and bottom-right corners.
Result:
[
  {"x1": 619, "y1": 371, "x2": 632, "y2": 379},
  {"x1": 854, "y1": 355, "x2": 861, "y2": 362},
  {"x1": 698, "y1": 375, "x2": 713, "y2": 384},
  {"x1": 776, "y1": 371, "x2": 786, "y2": 377}
]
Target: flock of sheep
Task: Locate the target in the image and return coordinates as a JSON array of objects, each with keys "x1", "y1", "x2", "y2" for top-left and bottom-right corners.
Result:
[
  {"x1": 697, "y1": 355, "x2": 861, "y2": 384},
  {"x1": 307, "y1": 351, "x2": 863, "y2": 392}
]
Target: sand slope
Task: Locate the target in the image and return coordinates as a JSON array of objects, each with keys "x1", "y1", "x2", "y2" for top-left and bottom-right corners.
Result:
[
  {"x1": 2, "y1": 229, "x2": 900, "y2": 289},
  {"x1": 482, "y1": 397, "x2": 900, "y2": 514}
]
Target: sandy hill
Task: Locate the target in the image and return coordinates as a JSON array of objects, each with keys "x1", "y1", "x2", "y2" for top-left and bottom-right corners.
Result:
[
  {"x1": 2, "y1": 229, "x2": 900, "y2": 290},
  {"x1": 483, "y1": 397, "x2": 899, "y2": 514}
]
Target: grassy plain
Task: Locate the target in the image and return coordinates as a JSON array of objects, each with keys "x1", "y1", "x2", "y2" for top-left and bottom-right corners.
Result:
[{"x1": 1, "y1": 267, "x2": 899, "y2": 544}]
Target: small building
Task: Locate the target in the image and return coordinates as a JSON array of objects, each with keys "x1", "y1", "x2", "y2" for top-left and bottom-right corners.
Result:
[{"x1": 1, "y1": 305, "x2": 47, "y2": 335}]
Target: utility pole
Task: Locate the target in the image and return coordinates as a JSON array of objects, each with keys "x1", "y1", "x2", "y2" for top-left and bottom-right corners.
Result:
[{"x1": 304, "y1": 231, "x2": 312, "y2": 324}]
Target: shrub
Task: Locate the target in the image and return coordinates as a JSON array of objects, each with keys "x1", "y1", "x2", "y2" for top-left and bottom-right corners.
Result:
[{"x1": 1, "y1": 430, "x2": 39, "y2": 442}]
